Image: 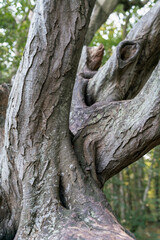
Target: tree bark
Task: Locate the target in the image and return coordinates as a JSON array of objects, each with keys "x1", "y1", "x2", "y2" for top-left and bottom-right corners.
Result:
[
  {"x1": 71, "y1": 1, "x2": 160, "y2": 184},
  {"x1": 0, "y1": 1, "x2": 160, "y2": 240},
  {"x1": 0, "y1": 0, "x2": 133, "y2": 239}
]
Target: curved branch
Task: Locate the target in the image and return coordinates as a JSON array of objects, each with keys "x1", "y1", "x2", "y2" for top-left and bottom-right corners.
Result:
[
  {"x1": 71, "y1": 2, "x2": 160, "y2": 186},
  {"x1": 74, "y1": 61, "x2": 160, "y2": 185},
  {"x1": 87, "y1": 1, "x2": 160, "y2": 104}
]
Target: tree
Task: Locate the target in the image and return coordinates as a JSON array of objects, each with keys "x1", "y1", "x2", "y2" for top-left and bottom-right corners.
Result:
[{"x1": 0, "y1": 0, "x2": 160, "y2": 239}]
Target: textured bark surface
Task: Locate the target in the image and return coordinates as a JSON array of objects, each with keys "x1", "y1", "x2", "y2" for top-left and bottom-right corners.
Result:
[
  {"x1": 71, "y1": 1, "x2": 160, "y2": 185},
  {"x1": 0, "y1": 0, "x2": 160, "y2": 240},
  {"x1": 87, "y1": 2, "x2": 160, "y2": 103},
  {"x1": 0, "y1": 0, "x2": 102, "y2": 239}
]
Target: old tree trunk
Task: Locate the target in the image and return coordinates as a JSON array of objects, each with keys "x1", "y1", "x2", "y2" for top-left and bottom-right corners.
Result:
[{"x1": 0, "y1": 0, "x2": 160, "y2": 239}]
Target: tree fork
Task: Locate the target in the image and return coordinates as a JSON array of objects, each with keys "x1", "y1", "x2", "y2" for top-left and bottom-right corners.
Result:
[
  {"x1": 0, "y1": 1, "x2": 160, "y2": 240},
  {"x1": 71, "y1": 1, "x2": 160, "y2": 185}
]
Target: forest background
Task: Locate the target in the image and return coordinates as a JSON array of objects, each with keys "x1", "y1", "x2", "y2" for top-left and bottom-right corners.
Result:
[{"x1": 0, "y1": 0, "x2": 159, "y2": 239}]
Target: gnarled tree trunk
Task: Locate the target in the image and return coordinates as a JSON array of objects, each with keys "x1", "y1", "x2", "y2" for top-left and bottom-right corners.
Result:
[{"x1": 0, "y1": 0, "x2": 160, "y2": 239}]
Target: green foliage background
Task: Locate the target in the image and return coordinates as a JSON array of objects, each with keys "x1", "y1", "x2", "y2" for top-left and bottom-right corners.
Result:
[
  {"x1": 0, "y1": 0, "x2": 34, "y2": 83},
  {"x1": 104, "y1": 147, "x2": 160, "y2": 240}
]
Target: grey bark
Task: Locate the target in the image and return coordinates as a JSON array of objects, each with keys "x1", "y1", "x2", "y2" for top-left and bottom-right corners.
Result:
[
  {"x1": 0, "y1": 0, "x2": 133, "y2": 239},
  {"x1": 87, "y1": 2, "x2": 160, "y2": 103},
  {"x1": 0, "y1": 0, "x2": 160, "y2": 240},
  {"x1": 71, "y1": 1, "x2": 160, "y2": 185}
]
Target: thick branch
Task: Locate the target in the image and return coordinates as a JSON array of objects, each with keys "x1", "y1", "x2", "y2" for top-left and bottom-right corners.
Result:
[
  {"x1": 1, "y1": 0, "x2": 97, "y2": 238},
  {"x1": 74, "y1": 60, "x2": 160, "y2": 185},
  {"x1": 70, "y1": 2, "x2": 160, "y2": 186},
  {"x1": 87, "y1": 1, "x2": 160, "y2": 104},
  {"x1": 71, "y1": 1, "x2": 160, "y2": 135}
]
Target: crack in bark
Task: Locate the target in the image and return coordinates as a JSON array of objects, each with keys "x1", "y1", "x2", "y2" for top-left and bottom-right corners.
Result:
[
  {"x1": 70, "y1": 2, "x2": 160, "y2": 187},
  {"x1": 1, "y1": 1, "x2": 160, "y2": 239}
]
